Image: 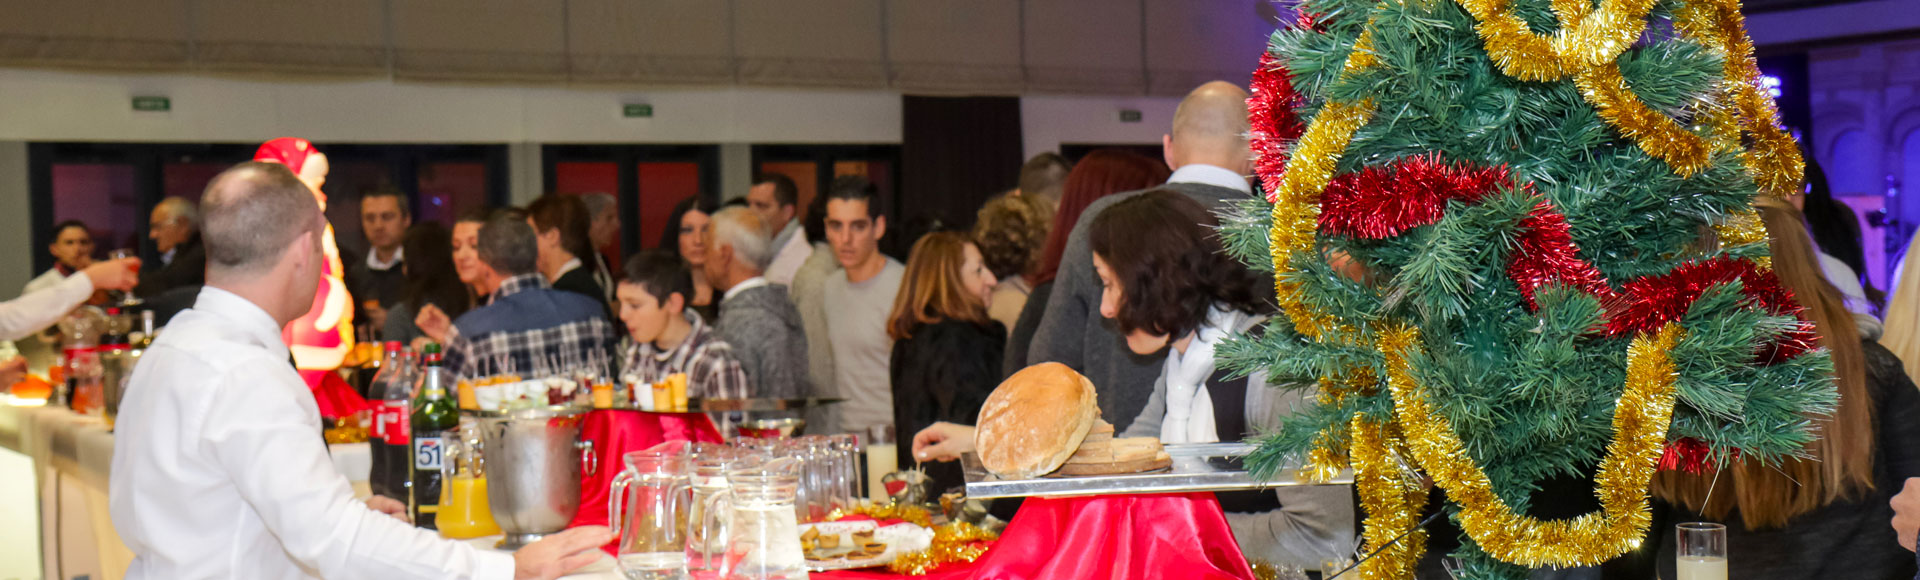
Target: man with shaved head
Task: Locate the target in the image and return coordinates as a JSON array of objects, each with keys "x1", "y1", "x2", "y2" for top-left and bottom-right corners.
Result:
[
  {"x1": 1029, "y1": 80, "x2": 1257, "y2": 429},
  {"x1": 110, "y1": 161, "x2": 610, "y2": 580}
]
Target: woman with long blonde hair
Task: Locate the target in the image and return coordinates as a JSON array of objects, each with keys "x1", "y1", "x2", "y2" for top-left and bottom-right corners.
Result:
[
  {"x1": 1880, "y1": 228, "x2": 1920, "y2": 383},
  {"x1": 886, "y1": 231, "x2": 1004, "y2": 494},
  {"x1": 1648, "y1": 194, "x2": 1920, "y2": 578}
]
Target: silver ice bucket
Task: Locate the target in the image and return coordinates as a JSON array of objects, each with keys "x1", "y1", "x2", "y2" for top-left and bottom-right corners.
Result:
[{"x1": 472, "y1": 406, "x2": 595, "y2": 549}]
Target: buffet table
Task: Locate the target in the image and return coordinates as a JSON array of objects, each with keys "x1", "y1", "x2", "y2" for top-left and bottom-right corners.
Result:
[{"x1": 0, "y1": 400, "x2": 371, "y2": 580}]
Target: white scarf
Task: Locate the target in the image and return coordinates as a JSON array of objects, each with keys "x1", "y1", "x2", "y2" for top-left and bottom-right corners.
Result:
[{"x1": 1159, "y1": 306, "x2": 1249, "y2": 445}]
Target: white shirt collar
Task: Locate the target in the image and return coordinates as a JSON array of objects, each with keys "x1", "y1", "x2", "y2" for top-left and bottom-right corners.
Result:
[
  {"x1": 555, "y1": 257, "x2": 583, "y2": 279},
  {"x1": 1168, "y1": 163, "x2": 1253, "y2": 195},
  {"x1": 366, "y1": 247, "x2": 404, "y2": 271},
  {"x1": 190, "y1": 286, "x2": 292, "y2": 361},
  {"x1": 723, "y1": 276, "x2": 771, "y2": 301},
  {"x1": 161, "y1": 248, "x2": 178, "y2": 265}
]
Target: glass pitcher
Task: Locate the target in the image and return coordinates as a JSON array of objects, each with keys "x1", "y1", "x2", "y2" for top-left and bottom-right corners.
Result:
[
  {"x1": 688, "y1": 443, "x2": 757, "y2": 575},
  {"x1": 437, "y1": 421, "x2": 502, "y2": 539},
  {"x1": 697, "y1": 457, "x2": 809, "y2": 580},
  {"x1": 610, "y1": 442, "x2": 694, "y2": 580}
]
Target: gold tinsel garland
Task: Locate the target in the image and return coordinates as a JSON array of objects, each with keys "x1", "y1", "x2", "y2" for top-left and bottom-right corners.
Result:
[
  {"x1": 886, "y1": 522, "x2": 998, "y2": 575},
  {"x1": 826, "y1": 503, "x2": 997, "y2": 575},
  {"x1": 1451, "y1": 0, "x2": 1655, "y2": 81},
  {"x1": 1374, "y1": 323, "x2": 1683, "y2": 567},
  {"x1": 1350, "y1": 416, "x2": 1429, "y2": 579}
]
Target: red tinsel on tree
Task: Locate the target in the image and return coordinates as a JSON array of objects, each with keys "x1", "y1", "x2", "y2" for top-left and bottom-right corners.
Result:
[
  {"x1": 1605, "y1": 255, "x2": 1817, "y2": 362},
  {"x1": 1316, "y1": 154, "x2": 1512, "y2": 238},
  {"x1": 1658, "y1": 437, "x2": 1733, "y2": 474},
  {"x1": 1249, "y1": 51, "x2": 1306, "y2": 200},
  {"x1": 1507, "y1": 199, "x2": 1619, "y2": 309}
]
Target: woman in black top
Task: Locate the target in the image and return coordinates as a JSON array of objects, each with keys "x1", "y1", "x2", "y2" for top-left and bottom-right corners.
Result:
[
  {"x1": 1637, "y1": 195, "x2": 1920, "y2": 579},
  {"x1": 660, "y1": 196, "x2": 722, "y2": 323},
  {"x1": 527, "y1": 194, "x2": 611, "y2": 319},
  {"x1": 887, "y1": 231, "x2": 1006, "y2": 494},
  {"x1": 384, "y1": 221, "x2": 473, "y2": 349}
]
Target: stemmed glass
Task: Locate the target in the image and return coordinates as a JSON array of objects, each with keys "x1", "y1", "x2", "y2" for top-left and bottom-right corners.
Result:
[{"x1": 108, "y1": 249, "x2": 142, "y2": 307}]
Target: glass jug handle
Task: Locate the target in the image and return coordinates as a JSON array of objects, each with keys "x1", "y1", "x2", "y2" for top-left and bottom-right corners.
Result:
[
  {"x1": 697, "y1": 489, "x2": 735, "y2": 577},
  {"x1": 577, "y1": 439, "x2": 597, "y2": 476},
  {"x1": 608, "y1": 469, "x2": 634, "y2": 539}
]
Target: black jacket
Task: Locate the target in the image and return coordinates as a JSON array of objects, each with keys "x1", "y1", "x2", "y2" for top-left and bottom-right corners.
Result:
[
  {"x1": 136, "y1": 236, "x2": 206, "y2": 299},
  {"x1": 552, "y1": 266, "x2": 612, "y2": 321},
  {"x1": 890, "y1": 318, "x2": 1006, "y2": 495}
]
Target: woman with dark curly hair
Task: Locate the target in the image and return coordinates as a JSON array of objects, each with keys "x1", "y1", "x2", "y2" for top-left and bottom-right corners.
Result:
[{"x1": 972, "y1": 193, "x2": 1053, "y2": 337}]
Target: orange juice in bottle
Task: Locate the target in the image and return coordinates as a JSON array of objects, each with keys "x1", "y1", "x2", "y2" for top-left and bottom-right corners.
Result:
[{"x1": 437, "y1": 474, "x2": 500, "y2": 539}]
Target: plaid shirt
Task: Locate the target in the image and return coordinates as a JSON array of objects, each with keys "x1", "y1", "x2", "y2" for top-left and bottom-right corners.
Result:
[
  {"x1": 443, "y1": 274, "x2": 618, "y2": 381},
  {"x1": 619, "y1": 310, "x2": 750, "y2": 401}
]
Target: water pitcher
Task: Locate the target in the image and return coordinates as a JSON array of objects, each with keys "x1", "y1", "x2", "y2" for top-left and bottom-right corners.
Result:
[
  {"x1": 696, "y1": 457, "x2": 809, "y2": 580},
  {"x1": 609, "y1": 442, "x2": 693, "y2": 580}
]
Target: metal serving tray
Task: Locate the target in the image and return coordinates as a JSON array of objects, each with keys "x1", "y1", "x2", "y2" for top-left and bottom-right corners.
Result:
[
  {"x1": 604, "y1": 397, "x2": 846, "y2": 413},
  {"x1": 961, "y1": 442, "x2": 1352, "y2": 499}
]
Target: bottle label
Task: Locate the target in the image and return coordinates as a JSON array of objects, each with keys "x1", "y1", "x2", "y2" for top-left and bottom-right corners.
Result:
[
  {"x1": 413, "y1": 436, "x2": 444, "y2": 471},
  {"x1": 378, "y1": 401, "x2": 411, "y2": 445}
]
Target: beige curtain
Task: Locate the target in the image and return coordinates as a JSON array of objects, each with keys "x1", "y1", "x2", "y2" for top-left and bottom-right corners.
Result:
[
  {"x1": 0, "y1": 0, "x2": 191, "y2": 70},
  {"x1": 390, "y1": 0, "x2": 568, "y2": 82},
  {"x1": 567, "y1": 0, "x2": 733, "y2": 85},
  {"x1": 0, "y1": 0, "x2": 1277, "y2": 93},
  {"x1": 887, "y1": 0, "x2": 1023, "y2": 94},
  {"x1": 194, "y1": 0, "x2": 386, "y2": 75}
]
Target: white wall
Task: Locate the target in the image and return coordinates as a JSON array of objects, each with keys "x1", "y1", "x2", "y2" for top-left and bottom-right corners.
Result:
[{"x1": 1020, "y1": 94, "x2": 1182, "y2": 159}]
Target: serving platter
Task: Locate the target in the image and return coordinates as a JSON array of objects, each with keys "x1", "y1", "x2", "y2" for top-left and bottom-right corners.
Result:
[{"x1": 961, "y1": 442, "x2": 1352, "y2": 499}]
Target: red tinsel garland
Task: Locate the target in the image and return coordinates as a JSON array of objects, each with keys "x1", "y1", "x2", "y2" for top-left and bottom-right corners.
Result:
[
  {"x1": 1507, "y1": 199, "x2": 1619, "y2": 308},
  {"x1": 1605, "y1": 255, "x2": 1817, "y2": 362},
  {"x1": 1317, "y1": 154, "x2": 1512, "y2": 239},
  {"x1": 1657, "y1": 437, "x2": 1735, "y2": 474},
  {"x1": 1249, "y1": 51, "x2": 1306, "y2": 200}
]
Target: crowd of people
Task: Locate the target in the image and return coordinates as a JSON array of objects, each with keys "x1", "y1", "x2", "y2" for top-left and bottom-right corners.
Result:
[{"x1": 5, "y1": 77, "x2": 1920, "y2": 579}]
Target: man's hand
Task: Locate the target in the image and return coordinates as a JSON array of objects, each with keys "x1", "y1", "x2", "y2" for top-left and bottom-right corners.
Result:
[
  {"x1": 1892, "y1": 478, "x2": 1920, "y2": 551},
  {"x1": 365, "y1": 495, "x2": 411, "y2": 524},
  {"x1": 0, "y1": 356, "x2": 27, "y2": 387},
  {"x1": 82, "y1": 258, "x2": 141, "y2": 292},
  {"x1": 513, "y1": 526, "x2": 614, "y2": 580},
  {"x1": 416, "y1": 304, "x2": 452, "y2": 342},
  {"x1": 911, "y1": 422, "x2": 977, "y2": 463}
]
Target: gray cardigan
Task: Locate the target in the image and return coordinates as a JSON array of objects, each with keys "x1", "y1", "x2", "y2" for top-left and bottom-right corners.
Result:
[
  {"x1": 715, "y1": 283, "x2": 810, "y2": 400},
  {"x1": 1119, "y1": 314, "x2": 1357, "y2": 571}
]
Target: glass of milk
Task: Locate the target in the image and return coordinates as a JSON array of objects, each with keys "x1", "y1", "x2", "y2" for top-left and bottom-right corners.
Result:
[{"x1": 1676, "y1": 522, "x2": 1727, "y2": 580}]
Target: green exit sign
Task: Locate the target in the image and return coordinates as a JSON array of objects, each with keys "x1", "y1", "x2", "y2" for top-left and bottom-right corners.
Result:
[
  {"x1": 1119, "y1": 109, "x2": 1143, "y2": 123},
  {"x1": 132, "y1": 96, "x2": 171, "y2": 112},
  {"x1": 623, "y1": 104, "x2": 654, "y2": 118}
]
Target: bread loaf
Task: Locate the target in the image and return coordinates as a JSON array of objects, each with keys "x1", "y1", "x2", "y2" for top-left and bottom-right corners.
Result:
[{"x1": 975, "y1": 363, "x2": 1099, "y2": 479}]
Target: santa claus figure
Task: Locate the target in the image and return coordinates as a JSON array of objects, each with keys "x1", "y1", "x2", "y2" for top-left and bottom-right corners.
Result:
[{"x1": 253, "y1": 138, "x2": 358, "y2": 406}]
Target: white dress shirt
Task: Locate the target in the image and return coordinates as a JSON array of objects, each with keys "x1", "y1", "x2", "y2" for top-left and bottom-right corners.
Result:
[
  {"x1": 1167, "y1": 163, "x2": 1255, "y2": 195},
  {"x1": 110, "y1": 287, "x2": 513, "y2": 580},
  {"x1": 0, "y1": 270, "x2": 95, "y2": 341}
]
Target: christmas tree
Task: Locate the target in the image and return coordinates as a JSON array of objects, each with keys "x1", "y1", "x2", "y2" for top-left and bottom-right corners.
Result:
[{"x1": 1220, "y1": 0, "x2": 1836, "y2": 577}]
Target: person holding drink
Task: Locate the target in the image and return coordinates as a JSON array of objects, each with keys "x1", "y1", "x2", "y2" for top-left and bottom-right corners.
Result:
[{"x1": 108, "y1": 161, "x2": 609, "y2": 580}]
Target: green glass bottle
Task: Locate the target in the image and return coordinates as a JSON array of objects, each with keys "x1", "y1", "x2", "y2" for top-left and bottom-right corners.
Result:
[{"x1": 409, "y1": 343, "x2": 457, "y2": 530}]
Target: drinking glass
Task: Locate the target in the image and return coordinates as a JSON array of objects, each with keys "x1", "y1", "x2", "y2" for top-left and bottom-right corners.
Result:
[
  {"x1": 108, "y1": 249, "x2": 142, "y2": 307},
  {"x1": 865, "y1": 425, "x2": 896, "y2": 502},
  {"x1": 1676, "y1": 522, "x2": 1727, "y2": 580}
]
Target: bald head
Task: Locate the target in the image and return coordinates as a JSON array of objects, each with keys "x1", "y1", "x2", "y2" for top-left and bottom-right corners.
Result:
[
  {"x1": 201, "y1": 162, "x2": 324, "y2": 277},
  {"x1": 1165, "y1": 81, "x2": 1252, "y2": 174}
]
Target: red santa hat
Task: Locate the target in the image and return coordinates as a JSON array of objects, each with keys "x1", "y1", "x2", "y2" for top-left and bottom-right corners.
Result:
[{"x1": 253, "y1": 137, "x2": 317, "y2": 173}]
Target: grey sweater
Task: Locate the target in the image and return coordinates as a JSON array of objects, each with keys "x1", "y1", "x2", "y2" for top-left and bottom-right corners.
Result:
[
  {"x1": 716, "y1": 283, "x2": 810, "y2": 399},
  {"x1": 1027, "y1": 180, "x2": 1260, "y2": 431},
  {"x1": 1119, "y1": 313, "x2": 1356, "y2": 570}
]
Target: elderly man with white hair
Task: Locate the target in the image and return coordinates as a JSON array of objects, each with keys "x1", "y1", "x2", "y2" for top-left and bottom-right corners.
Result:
[{"x1": 703, "y1": 206, "x2": 809, "y2": 399}]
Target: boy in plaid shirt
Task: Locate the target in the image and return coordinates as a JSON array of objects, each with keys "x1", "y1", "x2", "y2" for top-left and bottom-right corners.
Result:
[{"x1": 616, "y1": 250, "x2": 750, "y2": 406}]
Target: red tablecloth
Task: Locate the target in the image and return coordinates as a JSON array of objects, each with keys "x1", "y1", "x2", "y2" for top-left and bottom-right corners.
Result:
[
  {"x1": 569, "y1": 408, "x2": 724, "y2": 550},
  {"x1": 815, "y1": 492, "x2": 1255, "y2": 580}
]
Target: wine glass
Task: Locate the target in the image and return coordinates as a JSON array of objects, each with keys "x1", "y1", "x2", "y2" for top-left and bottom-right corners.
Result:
[
  {"x1": 108, "y1": 249, "x2": 142, "y2": 307},
  {"x1": 1676, "y1": 522, "x2": 1727, "y2": 580}
]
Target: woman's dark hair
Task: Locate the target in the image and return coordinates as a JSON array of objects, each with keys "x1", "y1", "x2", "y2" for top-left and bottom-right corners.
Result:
[
  {"x1": 401, "y1": 221, "x2": 472, "y2": 320},
  {"x1": 456, "y1": 206, "x2": 497, "y2": 226},
  {"x1": 1089, "y1": 190, "x2": 1268, "y2": 339},
  {"x1": 621, "y1": 250, "x2": 694, "y2": 306},
  {"x1": 1032, "y1": 149, "x2": 1170, "y2": 286},
  {"x1": 1799, "y1": 156, "x2": 1884, "y2": 310},
  {"x1": 657, "y1": 195, "x2": 722, "y2": 255},
  {"x1": 525, "y1": 194, "x2": 595, "y2": 262}
]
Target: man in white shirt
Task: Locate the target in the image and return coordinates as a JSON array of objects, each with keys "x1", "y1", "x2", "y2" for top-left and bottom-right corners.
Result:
[
  {"x1": 820, "y1": 176, "x2": 906, "y2": 435},
  {"x1": 110, "y1": 161, "x2": 609, "y2": 580},
  {"x1": 750, "y1": 174, "x2": 814, "y2": 285}
]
